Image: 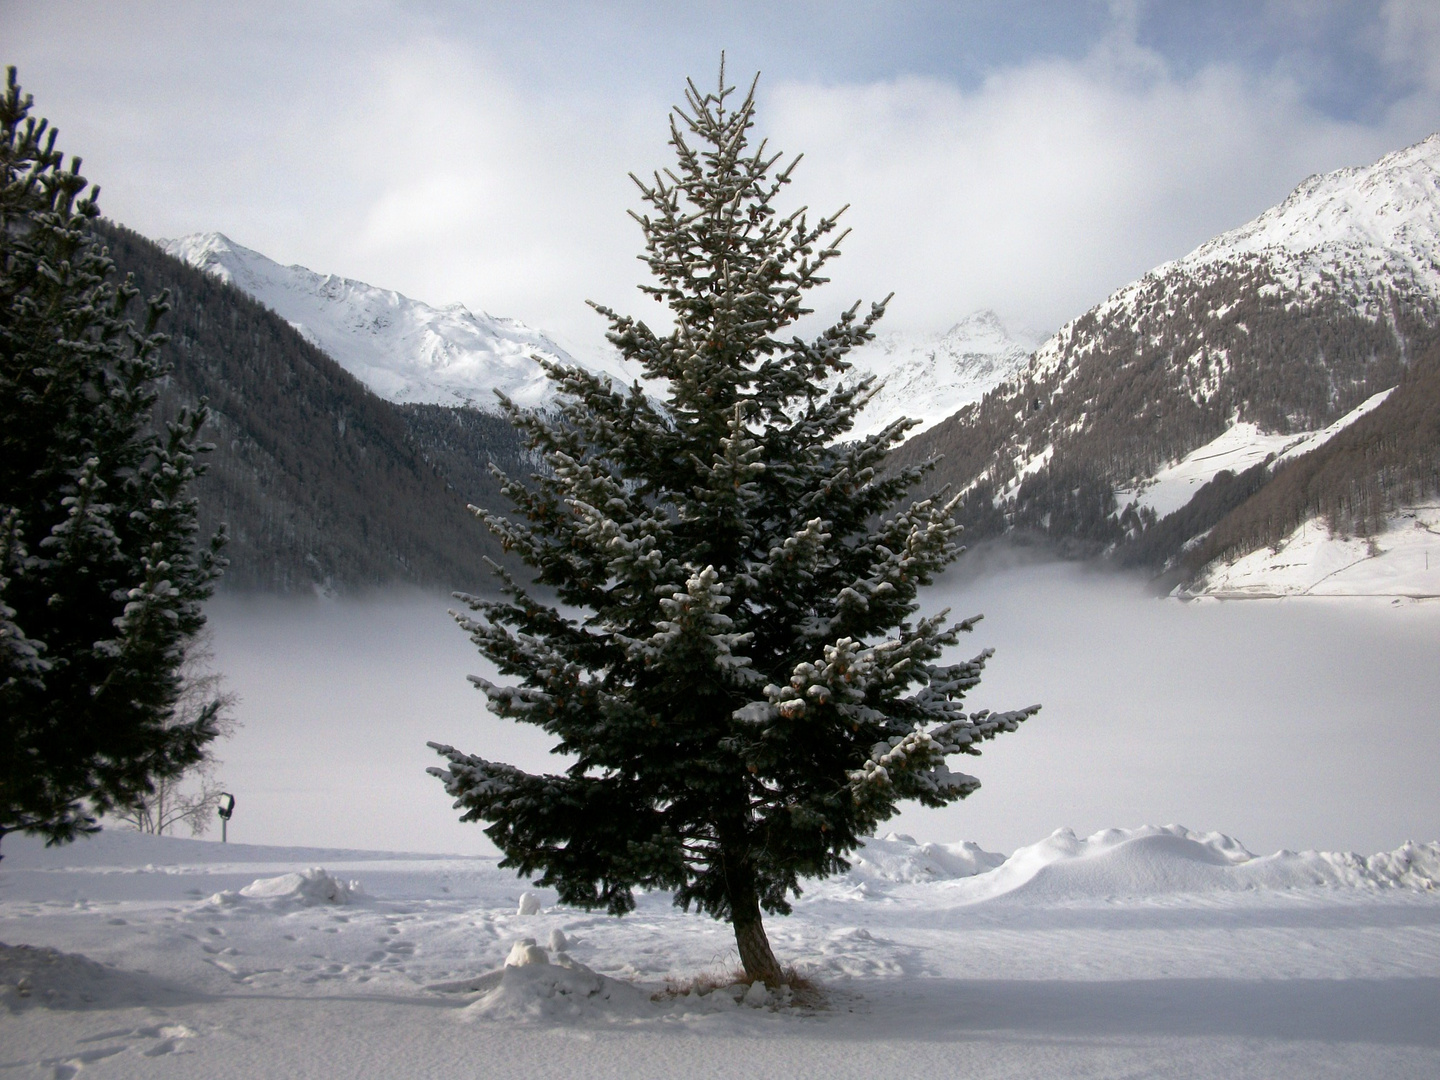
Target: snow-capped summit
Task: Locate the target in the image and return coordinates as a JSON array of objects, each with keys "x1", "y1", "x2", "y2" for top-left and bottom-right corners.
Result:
[
  {"x1": 1031, "y1": 131, "x2": 1440, "y2": 382},
  {"x1": 841, "y1": 310, "x2": 1038, "y2": 441},
  {"x1": 1184, "y1": 132, "x2": 1440, "y2": 290},
  {"x1": 163, "y1": 232, "x2": 636, "y2": 410}
]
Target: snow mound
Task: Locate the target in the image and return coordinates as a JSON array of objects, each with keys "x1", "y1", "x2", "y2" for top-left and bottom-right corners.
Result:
[
  {"x1": 504, "y1": 937, "x2": 550, "y2": 967},
  {"x1": 460, "y1": 950, "x2": 653, "y2": 1023},
  {"x1": 978, "y1": 826, "x2": 1258, "y2": 901},
  {"x1": 0, "y1": 943, "x2": 196, "y2": 1011},
  {"x1": 1238, "y1": 839, "x2": 1440, "y2": 890},
  {"x1": 849, "y1": 833, "x2": 1007, "y2": 883},
  {"x1": 234, "y1": 868, "x2": 361, "y2": 905},
  {"x1": 949, "y1": 826, "x2": 1440, "y2": 903}
]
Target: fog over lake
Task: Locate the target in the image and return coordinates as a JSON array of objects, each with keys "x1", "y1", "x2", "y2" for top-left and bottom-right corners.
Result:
[{"x1": 205, "y1": 554, "x2": 1440, "y2": 859}]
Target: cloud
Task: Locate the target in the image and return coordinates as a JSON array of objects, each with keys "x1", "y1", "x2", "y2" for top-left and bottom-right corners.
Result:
[
  {"x1": 5, "y1": 1, "x2": 1438, "y2": 353},
  {"x1": 763, "y1": 24, "x2": 1438, "y2": 337}
]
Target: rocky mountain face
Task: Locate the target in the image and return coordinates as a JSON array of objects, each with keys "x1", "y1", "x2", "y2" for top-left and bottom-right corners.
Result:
[
  {"x1": 97, "y1": 222, "x2": 526, "y2": 593},
  {"x1": 895, "y1": 133, "x2": 1440, "y2": 582}
]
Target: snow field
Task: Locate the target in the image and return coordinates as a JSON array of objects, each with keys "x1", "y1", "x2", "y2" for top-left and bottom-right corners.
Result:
[
  {"x1": 1194, "y1": 503, "x2": 1440, "y2": 598},
  {"x1": 3, "y1": 826, "x2": 1439, "y2": 1078}
]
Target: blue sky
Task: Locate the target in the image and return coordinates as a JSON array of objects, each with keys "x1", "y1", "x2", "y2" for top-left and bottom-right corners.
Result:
[{"x1": 5, "y1": 1, "x2": 1439, "y2": 349}]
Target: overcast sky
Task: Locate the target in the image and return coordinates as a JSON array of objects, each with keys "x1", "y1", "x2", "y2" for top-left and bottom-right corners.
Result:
[{"x1": 6, "y1": 1, "x2": 1440, "y2": 353}]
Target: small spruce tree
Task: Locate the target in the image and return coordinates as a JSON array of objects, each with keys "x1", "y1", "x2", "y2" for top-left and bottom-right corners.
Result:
[
  {"x1": 0, "y1": 68, "x2": 226, "y2": 855},
  {"x1": 429, "y1": 67, "x2": 1037, "y2": 984}
]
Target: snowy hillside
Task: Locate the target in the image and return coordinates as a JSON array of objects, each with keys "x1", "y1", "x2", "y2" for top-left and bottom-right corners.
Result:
[
  {"x1": 3, "y1": 826, "x2": 1437, "y2": 1077},
  {"x1": 1032, "y1": 132, "x2": 1440, "y2": 383},
  {"x1": 839, "y1": 310, "x2": 1036, "y2": 440},
  {"x1": 898, "y1": 132, "x2": 1440, "y2": 593},
  {"x1": 1188, "y1": 502, "x2": 1440, "y2": 598},
  {"x1": 162, "y1": 233, "x2": 637, "y2": 410}
]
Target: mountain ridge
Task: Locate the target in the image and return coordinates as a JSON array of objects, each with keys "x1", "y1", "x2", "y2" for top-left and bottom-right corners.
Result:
[
  {"x1": 164, "y1": 232, "x2": 1036, "y2": 440},
  {"x1": 162, "y1": 232, "x2": 636, "y2": 411},
  {"x1": 896, "y1": 130, "x2": 1440, "y2": 590},
  {"x1": 97, "y1": 221, "x2": 524, "y2": 593}
]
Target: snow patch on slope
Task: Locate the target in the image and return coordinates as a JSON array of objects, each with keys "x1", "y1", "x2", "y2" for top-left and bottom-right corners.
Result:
[
  {"x1": 1123, "y1": 388, "x2": 1396, "y2": 519},
  {"x1": 1190, "y1": 503, "x2": 1440, "y2": 599}
]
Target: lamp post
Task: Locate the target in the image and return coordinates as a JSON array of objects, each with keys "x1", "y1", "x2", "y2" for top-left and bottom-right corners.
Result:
[{"x1": 217, "y1": 793, "x2": 235, "y2": 843}]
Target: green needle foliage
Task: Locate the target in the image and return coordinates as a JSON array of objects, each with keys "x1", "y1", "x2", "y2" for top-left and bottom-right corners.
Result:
[
  {"x1": 0, "y1": 69, "x2": 226, "y2": 854},
  {"x1": 429, "y1": 66, "x2": 1037, "y2": 984}
]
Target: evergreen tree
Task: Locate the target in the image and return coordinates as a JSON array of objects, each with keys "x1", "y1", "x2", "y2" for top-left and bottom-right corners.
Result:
[
  {"x1": 429, "y1": 68, "x2": 1037, "y2": 984},
  {"x1": 0, "y1": 69, "x2": 226, "y2": 855}
]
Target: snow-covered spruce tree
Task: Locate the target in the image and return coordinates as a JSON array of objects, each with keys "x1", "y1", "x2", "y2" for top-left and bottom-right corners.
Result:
[
  {"x1": 429, "y1": 70, "x2": 1037, "y2": 985},
  {"x1": 0, "y1": 68, "x2": 226, "y2": 856}
]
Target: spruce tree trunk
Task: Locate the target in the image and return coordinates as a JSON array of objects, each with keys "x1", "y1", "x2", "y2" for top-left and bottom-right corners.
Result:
[
  {"x1": 722, "y1": 838, "x2": 784, "y2": 985},
  {"x1": 732, "y1": 902, "x2": 784, "y2": 986}
]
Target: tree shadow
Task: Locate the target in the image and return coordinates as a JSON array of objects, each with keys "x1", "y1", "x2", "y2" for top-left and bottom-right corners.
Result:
[{"x1": 833, "y1": 974, "x2": 1440, "y2": 1048}]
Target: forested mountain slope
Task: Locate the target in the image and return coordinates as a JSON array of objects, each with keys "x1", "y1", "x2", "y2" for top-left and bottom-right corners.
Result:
[
  {"x1": 96, "y1": 222, "x2": 523, "y2": 593},
  {"x1": 895, "y1": 133, "x2": 1440, "y2": 574}
]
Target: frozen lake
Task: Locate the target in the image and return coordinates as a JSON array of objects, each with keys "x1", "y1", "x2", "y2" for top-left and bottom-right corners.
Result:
[{"x1": 205, "y1": 554, "x2": 1440, "y2": 858}]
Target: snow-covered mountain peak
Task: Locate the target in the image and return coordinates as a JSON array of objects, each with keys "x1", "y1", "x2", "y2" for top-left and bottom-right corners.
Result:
[
  {"x1": 162, "y1": 232, "x2": 635, "y2": 410},
  {"x1": 1028, "y1": 131, "x2": 1440, "y2": 384},
  {"x1": 1183, "y1": 131, "x2": 1440, "y2": 278},
  {"x1": 841, "y1": 310, "x2": 1038, "y2": 441},
  {"x1": 940, "y1": 308, "x2": 1032, "y2": 351}
]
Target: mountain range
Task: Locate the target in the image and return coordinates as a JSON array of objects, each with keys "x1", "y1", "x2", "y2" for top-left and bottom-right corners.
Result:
[
  {"x1": 160, "y1": 231, "x2": 1037, "y2": 441},
  {"x1": 99, "y1": 131, "x2": 1440, "y2": 596}
]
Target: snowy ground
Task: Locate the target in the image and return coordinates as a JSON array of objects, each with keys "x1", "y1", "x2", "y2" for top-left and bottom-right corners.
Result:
[
  {"x1": 6, "y1": 560, "x2": 1437, "y2": 1076},
  {"x1": 1194, "y1": 503, "x2": 1440, "y2": 598},
  {"x1": 3, "y1": 826, "x2": 1438, "y2": 1079}
]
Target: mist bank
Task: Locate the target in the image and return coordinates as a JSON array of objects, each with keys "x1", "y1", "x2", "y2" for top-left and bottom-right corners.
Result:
[{"x1": 200, "y1": 559, "x2": 1440, "y2": 858}]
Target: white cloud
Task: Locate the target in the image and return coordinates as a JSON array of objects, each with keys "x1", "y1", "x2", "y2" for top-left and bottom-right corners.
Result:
[
  {"x1": 763, "y1": 29, "x2": 1436, "y2": 338},
  {"x1": 5, "y1": 2, "x2": 1439, "y2": 354}
]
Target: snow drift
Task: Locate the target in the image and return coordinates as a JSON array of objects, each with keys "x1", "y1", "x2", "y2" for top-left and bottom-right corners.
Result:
[{"x1": 861, "y1": 825, "x2": 1440, "y2": 904}]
